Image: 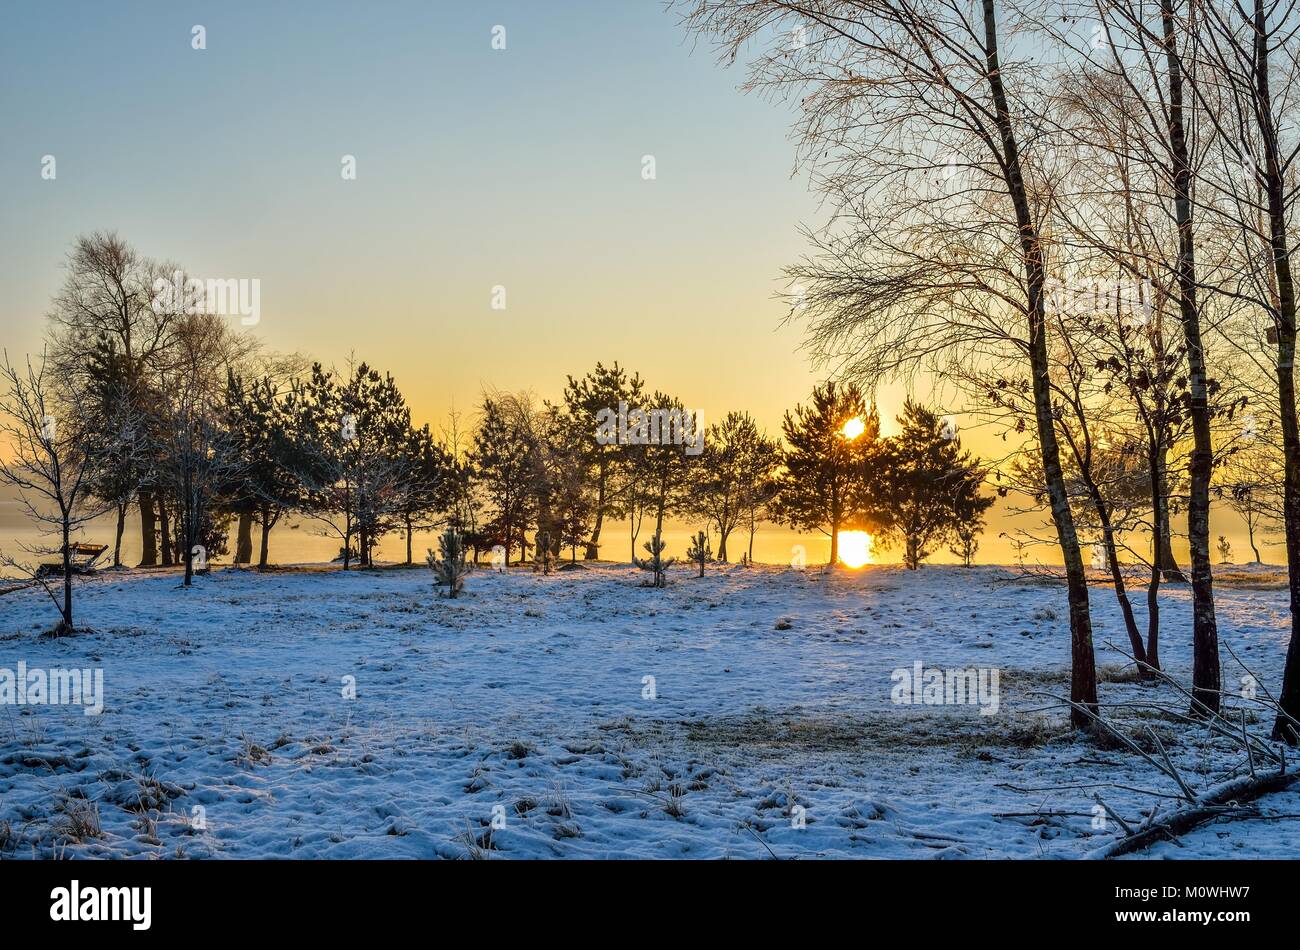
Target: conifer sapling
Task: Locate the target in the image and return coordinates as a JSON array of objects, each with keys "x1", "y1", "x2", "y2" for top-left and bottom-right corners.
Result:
[
  {"x1": 634, "y1": 531, "x2": 674, "y2": 588},
  {"x1": 686, "y1": 530, "x2": 712, "y2": 578},
  {"x1": 428, "y1": 527, "x2": 470, "y2": 598}
]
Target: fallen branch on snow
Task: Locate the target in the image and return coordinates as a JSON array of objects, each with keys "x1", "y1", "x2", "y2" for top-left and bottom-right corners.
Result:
[{"x1": 1084, "y1": 768, "x2": 1300, "y2": 859}]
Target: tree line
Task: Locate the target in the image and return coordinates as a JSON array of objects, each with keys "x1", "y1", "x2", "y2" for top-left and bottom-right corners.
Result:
[{"x1": 1, "y1": 232, "x2": 997, "y2": 628}]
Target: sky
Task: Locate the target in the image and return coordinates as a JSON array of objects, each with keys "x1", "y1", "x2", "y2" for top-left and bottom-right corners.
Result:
[
  {"x1": 0, "y1": 1, "x2": 1265, "y2": 565},
  {"x1": 0, "y1": 0, "x2": 844, "y2": 433}
]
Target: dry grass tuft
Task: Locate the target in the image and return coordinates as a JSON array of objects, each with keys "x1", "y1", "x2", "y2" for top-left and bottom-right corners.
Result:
[{"x1": 55, "y1": 797, "x2": 102, "y2": 843}]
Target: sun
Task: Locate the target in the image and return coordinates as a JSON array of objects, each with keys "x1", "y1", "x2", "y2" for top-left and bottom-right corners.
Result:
[
  {"x1": 837, "y1": 530, "x2": 873, "y2": 568},
  {"x1": 841, "y1": 416, "x2": 866, "y2": 440}
]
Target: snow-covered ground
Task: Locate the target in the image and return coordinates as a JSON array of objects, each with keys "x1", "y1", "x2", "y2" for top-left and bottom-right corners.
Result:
[{"x1": 0, "y1": 561, "x2": 1295, "y2": 859}]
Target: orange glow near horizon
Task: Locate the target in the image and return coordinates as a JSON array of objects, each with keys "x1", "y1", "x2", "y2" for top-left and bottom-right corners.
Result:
[{"x1": 837, "y1": 530, "x2": 873, "y2": 568}]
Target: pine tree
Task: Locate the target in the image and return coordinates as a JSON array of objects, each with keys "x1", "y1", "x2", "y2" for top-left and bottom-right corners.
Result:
[
  {"x1": 397, "y1": 424, "x2": 454, "y2": 565},
  {"x1": 871, "y1": 400, "x2": 991, "y2": 570},
  {"x1": 635, "y1": 391, "x2": 697, "y2": 548},
  {"x1": 225, "y1": 373, "x2": 312, "y2": 569},
  {"x1": 470, "y1": 396, "x2": 536, "y2": 566},
  {"x1": 290, "y1": 364, "x2": 359, "y2": 569},
  {"x1": 634, "y1": 532, "x2": 675, "y2": 588},
  {"x1": 615, "y1": 440, "x2": 655, "y2": 562},
  {"x1": 563, "y1": 362, "x2": 644, "y2": 558},
  {"x1": 772, "y1": 381, "x2": 879, "y2": 566},
  {"x1": 292, "y1": 361, "x2": 412, "y2": 569},
  {"x1": 686, "y1": 530, "x2": 712, "y2": 577},
  {"x1": 428, "y1": 528, "x2": 470, "y2": 598},
  {"x1": 557, "y1": 491, "x2": 595, "y2": 563},
  {"x1": 948, "y1": 486, "x2": 994, "y2": 567},
  {"x1": 337, "y1": 361, "x2": 414, "y2": 566}
]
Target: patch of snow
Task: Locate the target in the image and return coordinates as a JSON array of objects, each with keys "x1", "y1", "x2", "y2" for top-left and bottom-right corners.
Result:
[{"x1": 0, "y1": 563, "x2": 1293, "y2": 859}]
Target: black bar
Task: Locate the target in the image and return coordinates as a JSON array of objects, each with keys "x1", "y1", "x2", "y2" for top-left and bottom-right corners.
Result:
[{"x1": 0, "y1": 859, "x2": 1281, "y2": 936}]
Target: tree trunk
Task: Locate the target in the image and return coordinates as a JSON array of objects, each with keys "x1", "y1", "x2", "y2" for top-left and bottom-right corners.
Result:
[
  {"x1": 717, "y1": 527, "x2": 730, "y2": 563},
  {"x1": 654, "y1": 486, "x2": 667, "y2": 541},
  {"x1": 1088, "y1": 483, "x2": 1149, "y2": 672},
  {"x1": 1155, "y1": 443, "x2": 1186, "y2": 581},
  {"x1": 342, "y1": 506, "x2": 352, "y2": 571},
  {"x1": 1156, "y1": 518, "x2": 1186, "y2": 581},
  {"x1": 1249, "y1": 0, "x2": 1300, "y2": 743},
  {"x1": 1146, "y1": 438, "x2": 1164, "y2": 671},
  {"x1": 1157, "y1": 538, "x2": 1186, "y2": 581},
  {"x1": 182, "y1": 505, "x2": 193, "y2": 587},
  {"x1": 235, "y1": 510, "x2": 254, "y2": 565},
  {"x1": 61, "y1": 519, "x2": 73, "y2": 633},
  {"x1": 405, "y1": 513, "x2": 413, "y2": 566},
  {"x1": 586, "y1": 466, "x2": 606, "y2": 560},
  {"x1": 984, "y1": 0, "x2": 1097, "y2": 725},
  {"x1": 113, "y1": 502, "x2": 127, "y2": 568},
  {"x1": 627, "y1": 500, "x2": 645, "y2": 564},
  {"x1": 138, "y1": 490, "x2": 158, "y2": 568},
  {"x1": 258, "y1": 504, "x2": 273, "y2": 569},
  {"x1": 1162, "y1": 0, "x2": 1220, "y2": 715},
  {"x1": 158, "y1": 498, "x2": 174, "y2": 567}
]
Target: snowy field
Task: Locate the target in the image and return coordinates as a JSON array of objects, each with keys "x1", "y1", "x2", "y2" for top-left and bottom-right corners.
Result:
[{"x1": 0, "y1": 562, "x2": 1296, "y2": 860}]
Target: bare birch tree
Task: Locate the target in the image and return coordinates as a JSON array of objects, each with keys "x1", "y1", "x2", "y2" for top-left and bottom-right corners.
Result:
[
  {"x1": 1003, "y1": 0, "x2": 1227, "y2": 709},
  {"x1": 1190, "y1": 0, "x2": 1300, "y2": 737},
  {"x1": 0, "y1": 350, "x2": 137, "y2": 632},
  {"x1": 678, "y1": 0, "x2": 1102, "y2": 723}
]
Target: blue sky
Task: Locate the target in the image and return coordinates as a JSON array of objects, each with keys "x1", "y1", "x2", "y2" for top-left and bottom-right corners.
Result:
[{"x1": 0, "y1": 1, "x2": 832, "y2": 433}]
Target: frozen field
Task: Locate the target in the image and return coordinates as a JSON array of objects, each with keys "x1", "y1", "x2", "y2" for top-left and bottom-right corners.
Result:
[{"x1": 0, "y1": 562, "x2": 1296, "y2": 859}]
